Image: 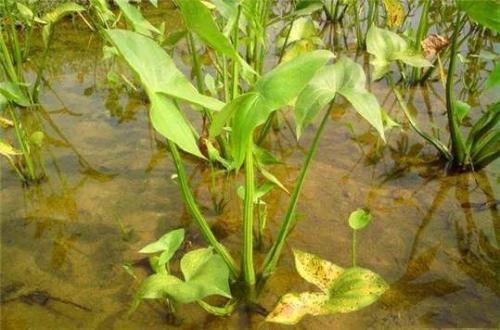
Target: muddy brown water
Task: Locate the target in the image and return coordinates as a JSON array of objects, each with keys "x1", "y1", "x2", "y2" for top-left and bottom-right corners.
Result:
[{"x1": 1, "y1": 2, "x2": 499, "y2": 329}]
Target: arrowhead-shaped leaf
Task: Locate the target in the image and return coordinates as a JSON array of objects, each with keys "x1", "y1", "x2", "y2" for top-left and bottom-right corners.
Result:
[{"x1": 295, "y1": 57, "x2": 385, "y2": 140}]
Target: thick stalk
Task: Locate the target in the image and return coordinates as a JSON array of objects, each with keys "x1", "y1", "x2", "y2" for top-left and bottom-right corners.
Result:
[
  {"x1": 9, "y1": 107, "x2": 36, "y2": 181},
  {"x1": 0, "y1": 26, "x2": 18, "y2": 83},
  {"x1": 262, "y1": 105, "x2": 333, "y2": 277},
  {"x1": 242, "y1": 141, "x2": 256, "y2": 288},
  {"x1": 168, "y1": 140, "x2": 239, "y2": 277},
  {"x1": 446, "y1": 14, "x2": 467, "y2": 166}
]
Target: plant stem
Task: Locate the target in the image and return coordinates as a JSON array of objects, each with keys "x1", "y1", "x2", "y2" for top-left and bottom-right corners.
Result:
[
  {"x1": 262, "y1": 105, "x2": 333, "y2": 277},
  {"x1": 446, "y1": 13, "x2": 467, "y2": 166},
  {"x1": 242, "y1": 140, "x2": 256, "y2": 288},
  {"x1": 352, "y1": 230, "x2": 357, "y2": 267},
  {"x1": 410, "y1": 0, "x2": 429, "y2": 84},
  {"x1": 168, "y1": 140, "x2": 239, "y2": 277},
  {"x1": 231, "y1": 6, "x2": 241, "y2": 99},
  {"x1": 388, "y1": 75, "x2": 452, "y2": 160}
]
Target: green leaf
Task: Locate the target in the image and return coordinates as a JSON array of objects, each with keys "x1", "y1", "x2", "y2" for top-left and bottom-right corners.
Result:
[
  {"x1": 132, "y1": 247, "x2": 231, "y2": 311},
  {"x1": 176, "y1": 0, "x2": 238, "y2": 60},
  {"x1": 41, "y1": 2, "x2": 84, "y2": 24},
  {"x1": 267, "y1": 249, "x2": 388, "y2": 325},
  {"x1": 367, "y1": 26, "x2": 431, "y2": 80},
  {"x1": 105, "y1": 29, "x2": 225, "y2": 157},
  {"x1": 105, "y1": 29, "x2": 224, "y2": 111},
  {"x1": 293, "y1": 249, "x2": 344, "y2": 293},
  {"x1": 150, "y1": 94, "x2": 203, "y2": 158},
  {"x1": 295, "y1": 57, "x2": 385, "y2": 141},
  {"x1": 180, "y1": 248, "x2": 232, "y2": 299},
  {"x1": 41, "y1": 2, "x2": 84, "y2": 47},
  {"x1": 0, "y1": 82, "x2": 31, "y2": 107},
  {"x1": 139, "y1": 228, "x2": 185, "y2": 266},
  {"x1": 457, "y1": 0, "x2": 500, "y2": 33},
  {"x1": 16, "y1": 2, "x2": 34, "y2": 21},
  {"x1": 485, "y1": 63, "x2": 500, "y2": 90},
  {"x1": 347, "y1": 209, "x2": 372, "y2": 231},
  {"x1": 325, "y1": 267, "x2": 388, "y2": 313},
  {"x1": 231, "y1": 50, "x2": 334, "y2": 168},
  {"x1": 115, "y1": 0, "x2": 160, "y2": 37},
  {"x1": 452, "y1": 100, "x2": 471, "y2": 124}
]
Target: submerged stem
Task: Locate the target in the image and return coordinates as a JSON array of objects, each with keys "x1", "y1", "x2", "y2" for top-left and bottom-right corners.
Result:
[
  {"x1": 168, "y1": 140, "x2": 239, "y2": 277},
  {"x1": 262, "y1": 105, "x2": 333, "y2": 277}
]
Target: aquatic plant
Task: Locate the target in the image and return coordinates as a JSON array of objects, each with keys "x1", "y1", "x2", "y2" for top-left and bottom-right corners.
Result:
[
  {"x1": 367, "y1": 0, "x2": 500, "y2": 171},
  {"x1": 0, "y1": 1, "x2": 85, "y2": 183},
  {"x1": 102, "y1": 0, "x2": 386, "y2": 319},
  {"x1": 266, "y1": 209, "x2": 387, "y2": 325}
]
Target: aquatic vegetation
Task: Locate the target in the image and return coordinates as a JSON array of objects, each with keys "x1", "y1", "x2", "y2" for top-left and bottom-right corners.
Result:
[
  {"x1": 100, "y1": 0, "x2": 386, "y2": 318},
  {"x1": 267, "y1": 210, "x2": 387, "y2": 325},
  {"x1": 131, "y1": 229, "x2": 233, "y2": 317},
  {"x1": 367, "y1": 0, "x2": 500, "y2": 171},
  {"x1": 0, "y1": 1, "x2": 85, "y2": 183}
]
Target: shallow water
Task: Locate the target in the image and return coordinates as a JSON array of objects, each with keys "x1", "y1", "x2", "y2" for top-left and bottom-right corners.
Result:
[{"x1": 1, "y1": 2, "x2": 499, "y2": 329}]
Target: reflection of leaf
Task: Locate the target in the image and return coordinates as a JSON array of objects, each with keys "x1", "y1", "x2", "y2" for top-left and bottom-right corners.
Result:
[{"x1": 267, "y1": 250, "x2": 388, "y2": 325}]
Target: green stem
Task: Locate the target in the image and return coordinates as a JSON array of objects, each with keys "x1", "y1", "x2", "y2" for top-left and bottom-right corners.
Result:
[
  {"x1": 168, "y1": 140, "x2": 239, "y2": 277},
  {"x1": 446, "y1": 13, "x2": 467, "y2": 166},
  {"x1": 242, "y1": 140, "x2": 256, "y2": 288},
  {"x1": 9, "y1": 107, "x2": 36, "y2": 181},
  {"x1": 352, "y1": 230, "x2": 357, "y2": 267},
  {"x1": 231, "y1": 6, "x2": 241, "y2": 99},
  {"x1": 0, "y1": 25, "x2": 18, "y2": 83},
  {"x1": 410, "y1": 0, "x2": 429, "y2": 83},
  {"x1": 262, "y1": 105, "x2": 333, "y2": 277},
  {"x1": 388, "y1": 75, "x2": 452, "y2": 160}
]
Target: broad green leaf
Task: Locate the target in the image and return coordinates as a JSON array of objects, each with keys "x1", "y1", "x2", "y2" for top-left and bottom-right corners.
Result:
[
  {"x1": 267, "y1": 250, "x2": 388, "y2": 325},
  {"x1": 295, "y1": 57, "x2": 385, "y2": 140},
  {"x1": 211, "y1": 50, "x2": 333, "y2": 168},
  {"x1": 277, "y1": 17, "x2": 318, "y2": 49},
  {"x1": 0, "y1": 82, "x2": 31, "y2": 107},
  {"x1": 347, "y1": 209, "x2": 372, "y2": 230},
  {"x1": 176, "y1": 0, "x2": 238, "y2": 59},
  {"x1": 367, "y1": 26, "x2": 431, "y2": 80},
  {"x1": 485, "y1": 63, "x2": 500, "y2": 90},
  {"x1": 115, "y1": 0, "x2": 160, "y2": 37},
  {"x1": 150, "y1": 94, "x2": 203, "y2": 158},
  {"x1": 105, "y1": 29, "x2": 224, "y2": 111},
  {"x1": 209, "y1": 93, "x2": 259, "y2": 137},
  {"x1": 266, "y1": 292, "x2": 330, "y2": 325},
  {"x1": 452, "y1": 100, "x2": 471, "y2": 124},
  {"x1": 457, "y1": 0, "x2": 500, "y2": 33},
  {"x1": 325, "y1": 267, "x2": 388, "y2": 313},
  {"x1": 180, "y1": 248, "x2": 232, "y2": 299},
  {"x1": 133, "y1": 247, "x2": 232, "y2": 311},
  {"x1": 105, "y1": 29, "x2": 225, "y2": 157},
  {"x1": 139, "y1": 228, "x2": 185, "y2": 266}
]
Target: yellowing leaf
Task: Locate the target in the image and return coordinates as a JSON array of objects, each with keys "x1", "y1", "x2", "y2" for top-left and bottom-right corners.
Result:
[
  {"x1": 383, "y1": 0, "x2": 405, "y2": 28},
  {"x1": 293, "y1": 249, "x2": 343, "y2": 293}
]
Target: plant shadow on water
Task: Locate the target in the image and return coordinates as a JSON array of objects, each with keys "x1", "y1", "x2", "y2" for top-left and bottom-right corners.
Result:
[{"x1": 1, "y1": 1, "x2": 499, "y2": 329}]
